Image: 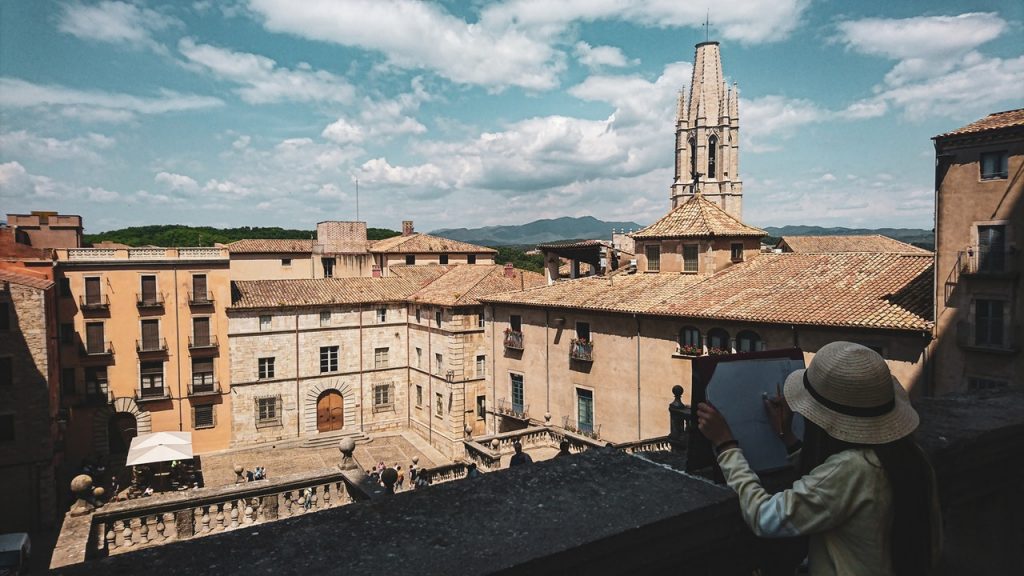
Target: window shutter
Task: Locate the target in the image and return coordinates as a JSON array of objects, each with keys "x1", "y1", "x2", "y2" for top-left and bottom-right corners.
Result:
[
  {"x1": 193, "y1": 275, "x2": 207, "y2": 298},
  {"x1": 85, "y1": 277, "x2": 100, "y2": 303},
  {"x1": 141, "y1": 276, "x2": 157, "y2": 303},
  {"x1": 194, "y1": 317, "x2": 210, "y2": 346},
  {"x1": 142, "y1": 320, "x2": 159, "y2": 346},
  {"x1": 86, "y1": 323, "x2": 104, "y2": 352}
]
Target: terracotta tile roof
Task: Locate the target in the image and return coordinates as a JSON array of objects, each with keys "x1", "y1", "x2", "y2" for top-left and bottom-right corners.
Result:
[
  {"x1": 0, "y1": 268, "x2": 54, "y2": 290},
  {"x1": 778, "y1": 235, "x2": 931, "y2": 254},
  {"x1": 631, "y1": 194, "x2": 765, "y2": 239},
  {"x1": 482, "y1": 253, "x2": 933, "y2": 332},
  {"x1": 536, "y1": 239, "x2": 610, "y2": 250},
  {"x1": 386, "y1": 264, "x2": 451, "y2": 282},
  {"x1": 226, "y1": 239, "x2": 315, "y2": 254},
  {"x1": 230, "y1": 277, "x2": 419, "y2": 309},
  {"x1": 369, "y1": 233, "x2": 497, "y2": 254},
  {"x1": 937, "y1": 108, "x2": 1024, "y2": 138},
  {"x1": 410, "y1": 265, "x2": 546, "y2": 306}
]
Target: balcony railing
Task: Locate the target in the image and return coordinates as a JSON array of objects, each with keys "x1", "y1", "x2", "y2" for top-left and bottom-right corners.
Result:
[
  {"x1": 79, "y1": 295, "x2": 110, "y2": 311},
  {"x1": 188, "y1": 381, "x2": 221, "y2": 397},
  {"x1": 80, "y1": 341, "x2": 114, "y2": 357},
  {"x1": 958, "y1": 247, "x2": 1018, "y2": 277},
  {"x1": 137, "y1": 338, "x2": 168, "y2": 354},
  {"x1": 189, "y1": 291, "x2": 215, "y2": 306},
  {"x1": 189, "y1": 335, "x2": 219, "y2": 350},
  {"x1": 569, "y1": 338, "x2": 594, "y2": 362},
  {"x1": 136, "y1": 293, "x2": 165, "y2": 308},
  {"x1": 495, "y1": 398, "x2": 529, "y2": 420},
  {"x1": 562, "y1": 415, "x2": 601, "y2": 440},
  {"x1": 136, "y1": 386, "x2": 171, "y2": 402},
  {"x1": 503, "y1": 329, "x2": 524, "y2": 350},
  {"x1": 956, "y1": 320, "x2": 1018, "y2": 353}
]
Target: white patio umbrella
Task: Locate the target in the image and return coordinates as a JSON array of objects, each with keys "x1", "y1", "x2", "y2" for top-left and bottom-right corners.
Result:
[{"x1": 125, "y1": 431, "x2": 193, "y2": 466}]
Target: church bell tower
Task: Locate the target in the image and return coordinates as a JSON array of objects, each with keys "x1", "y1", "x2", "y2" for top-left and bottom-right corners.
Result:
[{"x1": 670, "y1": 41, "x2": 743, "y2": 219}]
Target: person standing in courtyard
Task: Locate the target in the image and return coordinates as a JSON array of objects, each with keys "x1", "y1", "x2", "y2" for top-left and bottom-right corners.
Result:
[
  {"x1": 508, "y1": 441, "x2": 533, "y2": 467},
  {"x1": 697, "y1": 341, "x2": 940, "y2": 576}
]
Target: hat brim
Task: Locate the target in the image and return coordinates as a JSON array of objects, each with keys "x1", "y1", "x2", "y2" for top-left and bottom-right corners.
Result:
[{"x1": 784, "y1": 368, "x2": 919, "y2": 445}]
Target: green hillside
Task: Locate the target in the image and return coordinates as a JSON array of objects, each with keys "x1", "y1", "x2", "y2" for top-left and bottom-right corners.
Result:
[{"x1": 83, "y1": 225, "x2": 400, "y2": 247}]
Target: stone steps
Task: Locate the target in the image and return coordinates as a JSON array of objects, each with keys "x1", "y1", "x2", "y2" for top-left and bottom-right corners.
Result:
[{"x1": 298, "y1": 430, "x2": 371, "y2": 449}]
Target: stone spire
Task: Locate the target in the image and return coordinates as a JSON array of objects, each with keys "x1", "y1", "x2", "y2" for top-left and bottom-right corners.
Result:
[{"x1": 670, "y1": 41, "x2": 743, "y2": 220}]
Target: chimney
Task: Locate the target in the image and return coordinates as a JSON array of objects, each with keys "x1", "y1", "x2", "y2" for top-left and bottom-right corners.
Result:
[
  {"x1": 372, "y1": 265, "x2": 382, "y2": 278},
  {"x1": 504, "y1": 262, "x2": 515, "y2": 278},
  {"x1": 402, "y1": 220, "x2": 414, "y2": 236}
]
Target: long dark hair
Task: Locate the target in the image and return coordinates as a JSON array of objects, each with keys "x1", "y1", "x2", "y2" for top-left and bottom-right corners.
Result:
[{"x1": 800, "y1": 419, "x2": 935, "y2": 576}]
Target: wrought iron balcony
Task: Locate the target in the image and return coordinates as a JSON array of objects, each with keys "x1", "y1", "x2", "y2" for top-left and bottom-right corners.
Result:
[
  {"x1": 136, "y1": 338, "x2": 168, "y2": 354},
  {"x1": 956, "y1": 320, "x2": 1018, "y2": 354},
  {"x1": 136, "y1": 293, "x2": 165, "y2": 308},
  {"x1": 958, "y1": 247, "x2": 1018, "y2": 278},
  {"x1": 562, "y1": 415, "x2": 601, "y2": 440},
  {"x1": 188, "y1": 380, "x2": 221, "y2": 397},
  {"x1": 188, "y1": 291, "x2": 215, "y2": 306},
  {"x1": 80, "y1": 341, "x2": 114, "y2": 358},
  {"x1": 188, "y1": 334, "x2": 219, "y2": 351},
  {"x1": 495, "y1": 398, "x2": 529, "y2": 420},
  {"x1": 503, "y1": 329, "x2": 524, "y2": 350},
  {"x1": 569, "y1": 338, "x2": 594, "y2": 362},
  {"x1": 79, "y1": 294, "x2": 109, "y2": 311},
  {"x1": 135, "y1": 386, "x2": 170, "y2": 402}
]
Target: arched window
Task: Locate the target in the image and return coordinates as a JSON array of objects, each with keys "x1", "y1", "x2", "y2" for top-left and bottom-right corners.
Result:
[
  {"x1": 689, "y1": 137, "x2": 697, "y2": 179},
  {"x1": 736, "y1": 330, "x2": 764, "y2": 353},
  {"x1": 678, "y1": 326, "x2": 701, "y2": 355},
  {"x1": 707, "y1": 328, "x2": 730, "y2": 352},
  {"x1": 707, "y1": 135, "x2": 718, "y2": 179}
]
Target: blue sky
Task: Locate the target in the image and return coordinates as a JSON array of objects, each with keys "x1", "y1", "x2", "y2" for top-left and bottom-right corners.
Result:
[{"x1": 1, "y1": 1, "x2": 1021, "y2": 234}]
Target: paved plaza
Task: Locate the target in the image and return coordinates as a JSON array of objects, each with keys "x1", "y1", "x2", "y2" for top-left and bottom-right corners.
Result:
[{"x1": 199, "y1": 431, "x2": 450, "y2": 488}]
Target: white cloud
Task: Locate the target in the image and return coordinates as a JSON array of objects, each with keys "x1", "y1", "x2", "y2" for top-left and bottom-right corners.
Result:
[
  {"x1": 0, "y1": 130, "x2": 115, "y2": 163},
  {"x1": 355, "y1": 158, "x2": 449, "y2": 190},
  {"x1": 128, "y1": 190, "x2": 184, "y2": 205},
  {"x1": 741, "y1": 95, "x2": 827, "y2": 152},
  {"x1": 155, "y1": 171, "x2": 199, "y2": 192},
  {"x1": 86, "y1": 186, "x2": 120, "y2": 202},
  {"x1": 321, "y1": 93, "x2": 427, "y2": 144},
  {"x1": 0, "y1": 78, "x2": 223, "y2": 122},
  {"x1": 57, "y1": 1, "x2": 180, "y2": 52},
  {"x1": 574, "y1": 42, "x2": 636, "y2": 69},
  {"x1": 178, "y1": 38, "x2": 355, "y2": 104},
  {"x1": 0, "y1": 161, "x2": 120, "y2": 203},
  {"x1": 202, "y1": 178, "x2": 253, "y2": 198},
  {"x1": 836, "y1": 13, "x2": 1006, "y2": 62},
  {"x1": 232, "y1": 135, "x2": 251, "y2": 150}
]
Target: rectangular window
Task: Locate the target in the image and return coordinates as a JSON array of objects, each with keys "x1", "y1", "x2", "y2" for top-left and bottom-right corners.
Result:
[
  {"x1": 322, "y1": 257, "x2": 335, "y2": 278},
  {"x1": 406, "y1": 254, "x2": 416, "y2": 265},
  {"x1": 683, "y1": 244, "x2": 699, "y2": 273},
  {"x1": 416, "y1": 385, "x2": 423, "y2": 407},
  {"x1": 477, "y1": 313, "x2": 485, "y2": 329},
  {"x1": 975, "y1": 299, "x2": 1005, "y2": 347},
  {"x1": 511, "y1": 373, "x2": 524, "y2": 413},
  {"x1": 0, "y1": 357, "x2": 12, "y2": 386},
  {"x1": 85, "y1": 322, "x2": 105, "y2": 353},
  {"x1": 192, "y1": 358, "x2": 214, "y2": 390},
  {"x1": 281, "y1": 258, "x2": 292, "y2": 266},
  {"x1": 192, "y1": 274, "x2": 208, "y2": 302},
  {"x1": 0, "y1": 414, "x2": 13, "y2": 442},
  {"x1": 435, "y1": 353, "x2": 443, "y2": 375},
  {"x1": 259, "y1": 315, "x2": 272, "y2": 331},
  {"x1": 435, "y1": 310, "x2": 442, "y2": 327},
  {"x1": 731, "y1": 243, "x2": 744, "y2": 262},
  {"x1": 258, "y1": 357, "x2": 275, "y2": 379},
  {"x1": 60, "y1": 323, "x2": 74, "y2": 344},
  {"x1": 62, "y1": 367, "x2": 76, "y2": 395},
  {"x1": 476, "y1": 355, "x2": 486, "y2": 378},
  {"x1": 645, "y1": 245, "x2": 660, "y2": 272},
  {"x1": 435, "y1": 392, "x2": 444, "y2": 417},
  {"x1": 140, "y1": 275, "x2": 157, "y2": 305},
  {"x1": 139, "y1": 362, "x2": 164, "y2": 398},
  {"x1": 576, "y1": 321, "x2": 591, "y2": 341},
  {"x1": 467, "y1": 254, "x2": 476, "y2": 264},
  {"x1": 476, "y1": 395, "x2": 486, "y2": 420},
  {"x1": 377, "y1": 307, "x2": 387, "y2": 323},
  {"x1": 320, "y1": 346, "x2": 339, "y2": 373},
  {"x1": 194, "y1": 405, "x2": 215, "y2": 429},
  {"x1": 439, "y1": 254, "x2": 449, "y2": 265},
  {"x1": 84, "y1": 277, "x2": 101, "y2": 305},
  {"x1": 141, "y1": 319, "x2": 160, "y2": 350},
  {"x1": 85, "y1": 367, "x2": 107, "y2": 396},
  {"x1": 320, "y1": 311, "x2": 331, "y2": 327},
  {"x1": 59, "y1": 278, "x2": 71, "y2": 297},
  {"x1": 415, "y1": 308, "x2": 421, "y2": 322},
  {"x1": 257, "y1": 397, "x2": 280, "y2": 426},
  {"x1": 577, "y1": 388, "x2": 594, "y2": 433},
  {"x1": 510, "y1": 314, "x2": 522, "y2": 332},
  {"x1": 415, "y1": 347, "x2": 422, "y2": 368},
  {"x1": 374, "y1": 347, "x2": 389, "y2": 369},
  {"x1": 192, "y1": 317, "x2": 211, "y2": 347},
  {"x1": 373, "y1": 383, "x2": 392, "y2": 408},
  {"x1": 977, "y1": 225, "x2": 1007, "y2": 273},
  {"x1": 980, "y1": 151, "x2": 1008, "y2": 179}
]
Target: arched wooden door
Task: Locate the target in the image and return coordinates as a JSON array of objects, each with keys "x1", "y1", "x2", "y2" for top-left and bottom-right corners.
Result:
[
  {"x1": 316, "y1": 391, "x2": 344, "y2": 433},
  {"x1": 108, "y1": 413, "x2": 138, "y2": 455}
]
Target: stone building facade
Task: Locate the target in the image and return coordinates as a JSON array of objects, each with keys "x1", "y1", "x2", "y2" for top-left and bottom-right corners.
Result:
[
  {"x1": 933, "y1": 109, "x2": 1023, "y2": 394},
  {"x1": 0, "y1": 269, "x2": 60, "y2": 531},
  {"x1": 6, "y1": 211, "x2": 83, "y2": 249}
]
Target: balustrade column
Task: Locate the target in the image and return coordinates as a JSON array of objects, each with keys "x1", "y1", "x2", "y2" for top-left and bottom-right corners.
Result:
[{"x1": 163, "y1": 511, "x2": 177, "y2": 541}]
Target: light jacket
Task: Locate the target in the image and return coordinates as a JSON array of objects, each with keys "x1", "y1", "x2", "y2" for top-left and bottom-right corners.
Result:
[{"x1": 718, "y1": 446, "x2": 895, "y2": 576}]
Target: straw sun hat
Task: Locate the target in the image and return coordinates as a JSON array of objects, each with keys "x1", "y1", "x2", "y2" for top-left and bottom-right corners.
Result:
[{"x1": 784, "y1": 341, "x2": 919, "y2": 445}]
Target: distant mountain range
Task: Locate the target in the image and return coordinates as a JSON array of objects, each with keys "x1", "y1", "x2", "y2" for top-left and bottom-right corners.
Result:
[
  {"x1": 432, "y1": 216, "x2": 643, "y2": 246},
  {"x1": 431, "y1": 217, "x2": 933, "y2": 249}
]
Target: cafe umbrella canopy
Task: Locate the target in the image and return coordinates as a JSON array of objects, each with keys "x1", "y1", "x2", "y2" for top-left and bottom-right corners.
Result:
[{"x1": 125, "y1": 431, "x2": 193, "y2": 466}]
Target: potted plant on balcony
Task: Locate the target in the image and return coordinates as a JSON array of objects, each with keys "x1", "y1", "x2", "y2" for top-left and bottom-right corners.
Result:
[{"x1": 676, "y1": 343, "x2": 702, "y2": 356}]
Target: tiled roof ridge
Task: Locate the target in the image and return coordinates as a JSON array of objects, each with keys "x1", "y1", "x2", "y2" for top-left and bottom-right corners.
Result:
[
  {"x1": 0, "y1": 268, "x2": 55, "y2": 290},
  {"x1": 456, "y1": 265, "x2": 503, "y2": 304},
  {"x1": 936, "y1": 108, "x2": 1024, "y2": 138}
]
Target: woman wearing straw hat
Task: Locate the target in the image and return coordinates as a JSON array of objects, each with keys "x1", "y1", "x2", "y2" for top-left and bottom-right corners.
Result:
[{"x1": 697, "y1": 341, "x2": 940, "y2": 576}]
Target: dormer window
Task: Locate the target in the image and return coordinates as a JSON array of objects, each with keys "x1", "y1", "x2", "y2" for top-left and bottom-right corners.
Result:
[{"x1": 645, "y1": 245, "x2": 661, "y2": 272}]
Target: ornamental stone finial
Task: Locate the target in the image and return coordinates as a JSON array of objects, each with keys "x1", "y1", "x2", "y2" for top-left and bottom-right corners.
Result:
[
  {"x1": 338, "y1": 438, "x2": 357, "y2": 470},
  {"x1": 69, "y1": 474, "x2": 95, "y2": 517}
]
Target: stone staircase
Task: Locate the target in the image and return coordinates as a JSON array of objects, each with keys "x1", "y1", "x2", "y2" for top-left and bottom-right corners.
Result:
[{"x1": 298, "y1": 430, "x2": 371, "y2": 449}]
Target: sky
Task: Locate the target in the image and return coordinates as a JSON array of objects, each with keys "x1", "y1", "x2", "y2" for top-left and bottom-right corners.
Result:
[{"x1": 0, "y1": 1, "x2": 1022, "y2": 234}]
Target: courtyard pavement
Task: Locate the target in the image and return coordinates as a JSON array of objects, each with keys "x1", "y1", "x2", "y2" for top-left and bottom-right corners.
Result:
[{"x1": 199, "y1": 431, "x2": 450, "y2": 488}]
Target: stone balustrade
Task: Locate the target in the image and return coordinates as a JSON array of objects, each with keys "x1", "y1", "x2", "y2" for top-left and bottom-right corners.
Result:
[{"x1": 58, "y1": 247, "x2": 229, "y2": 262}]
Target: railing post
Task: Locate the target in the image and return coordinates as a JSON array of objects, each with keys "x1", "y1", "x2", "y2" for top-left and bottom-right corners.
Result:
[{"x1": 669, "y1": 385, "x2": 689, "y2": 453}]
